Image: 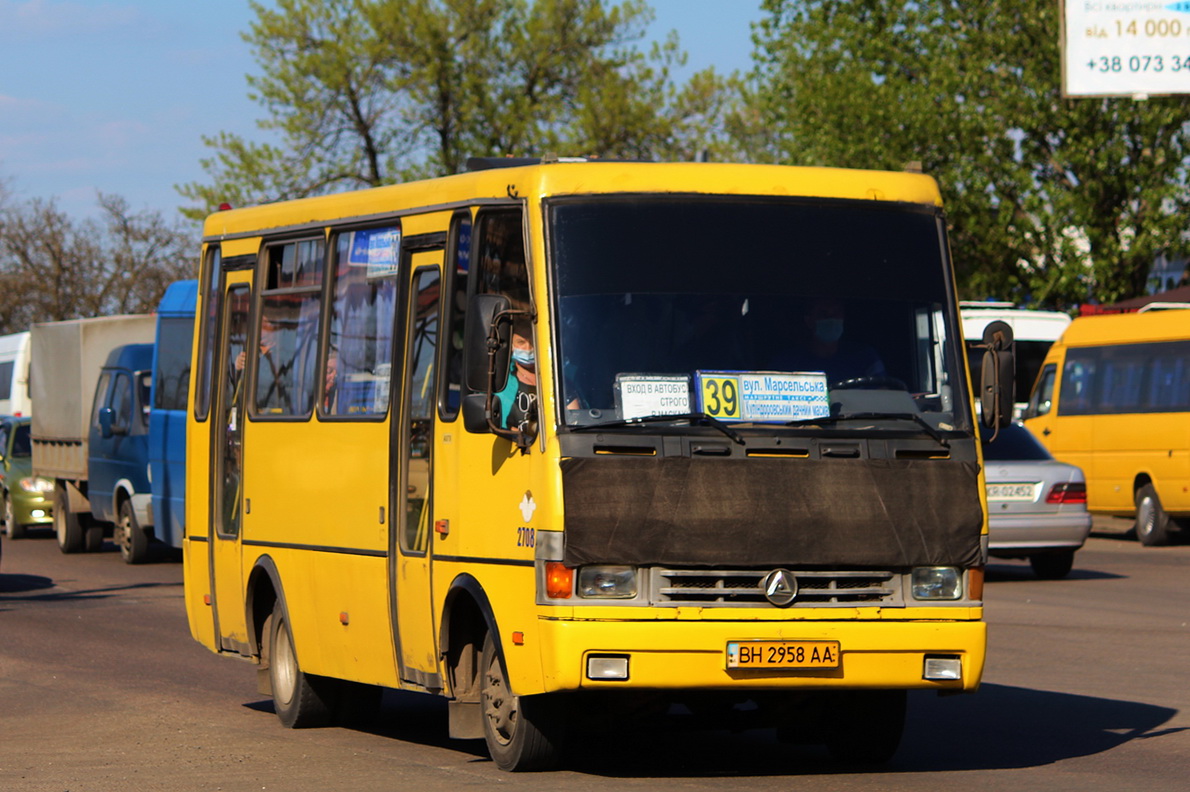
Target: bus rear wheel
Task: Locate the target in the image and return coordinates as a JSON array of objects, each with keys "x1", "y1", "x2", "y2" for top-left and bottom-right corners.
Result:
[
  {"x1": 1135, "y1": 484, "x2": 1173, "y2": 547},
  {"x1": 480, "y1": 632, "x2": 565, "y2": 771},
  {"x1": 265, "y1": 602, "x2": 333, "y2": 728}
]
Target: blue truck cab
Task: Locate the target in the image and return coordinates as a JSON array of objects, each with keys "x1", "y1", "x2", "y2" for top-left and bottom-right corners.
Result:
[
  {"x1": 88, "y1": 343, "x2": 154, "y2": 562},
  {"x1": 148, "y1": 279, "x2": 197, "y2": 554}
]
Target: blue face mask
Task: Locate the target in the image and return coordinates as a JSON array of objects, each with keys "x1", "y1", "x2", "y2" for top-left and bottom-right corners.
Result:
[
  {"x1": 512, "y1": 347, "x2": 536, "y2": 368},
  {"x1": 815, "y1": 318, "x2": 844, "y2": 344}
]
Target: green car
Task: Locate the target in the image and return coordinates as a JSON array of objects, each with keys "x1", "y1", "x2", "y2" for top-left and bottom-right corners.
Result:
[{"x1": 0, "y1": 416, "x2": 55, "y2": 538}]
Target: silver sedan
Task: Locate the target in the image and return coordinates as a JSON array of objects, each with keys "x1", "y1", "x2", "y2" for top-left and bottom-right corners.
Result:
[{"x1": 981, "y1": 422, "x2": 1092, "y2": 579}]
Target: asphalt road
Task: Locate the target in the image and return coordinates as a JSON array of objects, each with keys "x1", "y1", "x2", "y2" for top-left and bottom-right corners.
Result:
[{"x1": 2, "y1": 519, "x2": 1187, "y2": 791}]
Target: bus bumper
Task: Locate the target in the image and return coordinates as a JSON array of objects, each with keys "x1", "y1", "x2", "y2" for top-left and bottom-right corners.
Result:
[{"x1": 532, "y1": 617, "x2": 986, "y2": 694}]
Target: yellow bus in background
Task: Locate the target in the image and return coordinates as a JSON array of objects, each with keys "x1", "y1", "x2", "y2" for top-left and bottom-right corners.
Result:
[
  {"x1": 184, "y1": 159, "x2": 1004, "y2": 770},
  {"x1": 1023, "y1": 306, "x2": 1190, "y2": 546}
]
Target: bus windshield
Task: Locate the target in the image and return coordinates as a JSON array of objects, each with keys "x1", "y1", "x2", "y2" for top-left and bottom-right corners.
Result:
[{"x1": 549, "y1": 196, "x2": 969, "y2": 431}]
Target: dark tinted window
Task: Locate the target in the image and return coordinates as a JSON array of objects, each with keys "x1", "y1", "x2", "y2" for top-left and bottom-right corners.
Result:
[
  {"x1": 154, "y1": 317, "x2": 194, "y2": 411},
  {"x1": 1060, "y1": 340, "x2": 1190, "y2": 416},
  {"x1": 0, "y1": 361, "x2": 12, "y2": 400},
  {"x1": 12, "y1": 423, "x2": 31, "y2": 456},
  {"x1": 980, "y1": 423, "x2": 1051, "y2": 461}
]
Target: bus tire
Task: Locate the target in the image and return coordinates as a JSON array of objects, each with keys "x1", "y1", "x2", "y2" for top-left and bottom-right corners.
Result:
[
  {"x1": 265, "y1": 603, "x2": 333, "y2": 728},
  {"x1": 54, "y1": 484, "x2": 84, "y2": 554},
  {"x1": 823, "y1": 689, "x2": 906, "y2": 765},
  {"x1": 480, "y1": 632, "x2": 565, "y2": 771},
  {"x1": 1029, "y1": 550, "x2": 1074, "y2": 580},
  {"x1": 3, "y1": 492, "x2": 26, "y2": 539},
  {"x1": 1135, "y1": 484, "x2": 1172, "y2": 547}
]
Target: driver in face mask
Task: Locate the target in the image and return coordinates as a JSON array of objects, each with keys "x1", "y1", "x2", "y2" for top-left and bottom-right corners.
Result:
[
  {"x1": 772, "y1": 296, "x2": 886, "y2": 385},
  {"x1": 496, "y1": 323, "x2": 539, "y2": 431}
]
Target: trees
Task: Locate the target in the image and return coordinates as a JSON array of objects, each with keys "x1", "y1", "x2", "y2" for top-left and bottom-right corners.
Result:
[
  {"x1": 746, "y1": 0, "x2": 1190, "y2": 306},
  {"x1": 178, "y1": 0, "x2": 733, "y2": 219},
  {"x1": 0, "y1": 193, "x2": 195, "y2": 335}
]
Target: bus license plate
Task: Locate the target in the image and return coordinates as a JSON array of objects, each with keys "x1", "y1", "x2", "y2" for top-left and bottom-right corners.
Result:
[{"x1": 726, "y1": 641, "x2": 841, "y2": 669}]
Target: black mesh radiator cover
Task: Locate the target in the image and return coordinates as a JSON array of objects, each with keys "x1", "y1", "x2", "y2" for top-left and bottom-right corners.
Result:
[{"x1": 560, "y1": 457, "x2": 983, "y2": 569}]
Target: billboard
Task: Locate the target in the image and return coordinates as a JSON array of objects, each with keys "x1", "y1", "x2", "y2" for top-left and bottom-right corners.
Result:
[{"x1": 1063, "y1": 1, "x2": 1190, "y2": 97}]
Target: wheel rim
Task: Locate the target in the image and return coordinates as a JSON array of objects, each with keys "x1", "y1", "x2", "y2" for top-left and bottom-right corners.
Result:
[
  {"x1": 482, "y1": 650, "x2": 517, "y2": 746},
  {"x1": 116, "y1": 510, "x2": 132, "y2": 558},
  {"x1": 1137, "y1": 495, "x2": 1155, "y2": 538},
  {"x1": 272, "y1": 618, "x2": 298, "y2": 707}
]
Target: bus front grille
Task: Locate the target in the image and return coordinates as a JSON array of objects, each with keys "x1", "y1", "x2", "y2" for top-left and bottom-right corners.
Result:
[{"x1": 652, "y1": 569, "x2": 902, "y2": 607}]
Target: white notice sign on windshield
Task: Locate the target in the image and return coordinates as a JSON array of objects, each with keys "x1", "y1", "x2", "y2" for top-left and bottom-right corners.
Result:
[{"x1": 615, "y1": 374, "x2": 692, "y2": 420}]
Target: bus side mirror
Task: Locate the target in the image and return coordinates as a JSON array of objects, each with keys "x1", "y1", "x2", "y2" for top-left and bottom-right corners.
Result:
[
  {"x1": 979, "y1": 320, "x2": 1015, "y2": 431},
  {"x1": 464, "y1": 293, "x2": 511, "y2": 395}
]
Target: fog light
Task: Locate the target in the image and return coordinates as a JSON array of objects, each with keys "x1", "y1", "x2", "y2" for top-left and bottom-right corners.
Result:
[
  {"x1": 923, "y1": 655, "x2": 963, "y2": 681},
  {"x1": 911, "y1": 566, "x2": 962, "y2": 600},
  {"x1": 586, "y1": 654, "x2": 630, "y2": 680}
]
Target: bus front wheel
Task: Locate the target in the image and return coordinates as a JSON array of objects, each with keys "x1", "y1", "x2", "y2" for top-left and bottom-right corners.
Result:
[
  {"x1": 480, "y1": 632, "x2": 565, "y2": 771},
  {"x1": 1135, "y1": 484, "x2": 1173, "y2": 547},
  {"x1": 265, "y1": 603, "x2": 333, "y2": 728}
]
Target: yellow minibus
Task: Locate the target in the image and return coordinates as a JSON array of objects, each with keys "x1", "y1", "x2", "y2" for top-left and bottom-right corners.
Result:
[
  {"x1": 1023, "y1": 306, "x2": 1190, "y2": 545},
  {"x1": 184, "y1": 159, "x2": 1008, "y2": 770}
]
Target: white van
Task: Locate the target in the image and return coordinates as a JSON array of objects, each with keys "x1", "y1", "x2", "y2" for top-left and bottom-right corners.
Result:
[
  {"x1": 0, "y1": 331, "x2": 32, "y2": 417},
  {"x1": 961, "y1": 302, "x2": 1071, "y2": 417}
]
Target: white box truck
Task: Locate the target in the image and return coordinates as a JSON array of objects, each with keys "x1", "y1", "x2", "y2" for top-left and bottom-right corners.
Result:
[{"x1": 30, "y1": 315, "x2": 155, "y2": 553}]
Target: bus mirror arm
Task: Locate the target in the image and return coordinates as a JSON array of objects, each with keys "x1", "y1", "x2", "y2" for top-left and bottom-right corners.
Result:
[{"x1": 979, "y1": 320, "x2": 1015, "y2": 437}]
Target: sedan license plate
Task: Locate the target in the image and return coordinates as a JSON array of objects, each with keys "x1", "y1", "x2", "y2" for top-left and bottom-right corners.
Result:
[
  {"x1": 986, "y1": 482, "x2": 1038, "y2": 502},
  {"x1": 726, "y1": 640, "x2": 841, "y2": 669}
]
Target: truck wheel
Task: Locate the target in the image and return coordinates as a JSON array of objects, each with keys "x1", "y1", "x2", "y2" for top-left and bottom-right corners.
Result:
[
  {"x1": 117, "y1": 499, "x2": 149, "y2": 564},
  {"x1": 265, "y1": 603, "x2": 333, "y2": 728},
  {"x1": 480, "y1": 632, "x2": 565, "y2": 771},
  {"x1": 1135, "y1": 484, "x2": 1172, "y2": 547},
  {"x1": 823, "y1": 690, "x2": 906, "y2": 765},
  {"x1": 3, "y1": 492, "x2": 26, "y2": 539},
  {"x1": 83, "y1": 517, "x2": 105, "y2": 553},
  {"x1": 1029, "y1": 550, "x2": 1075, "y2": 580},
  {"x1": 54, "y1": 484, "x2": 84, "y2": 554}
]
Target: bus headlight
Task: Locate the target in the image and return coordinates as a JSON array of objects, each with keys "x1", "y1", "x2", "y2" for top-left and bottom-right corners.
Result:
[
  {"x1": 19, "y1": 477, "x2": 54, "y2": 495},
  {"x1": 577, "y1": 566, "x2": 638, "y2": 599},
  {"x1": 911, "y1": 566, "x2": 962, "y2": 600}
]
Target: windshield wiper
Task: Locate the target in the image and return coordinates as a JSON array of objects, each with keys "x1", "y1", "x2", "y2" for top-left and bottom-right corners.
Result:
[
  {"x1": 569, "y1": 412, "x2": 746, "y2": 445},
  {"x1": 785, "y1": 411, "x2": 949, "y2": 447}
]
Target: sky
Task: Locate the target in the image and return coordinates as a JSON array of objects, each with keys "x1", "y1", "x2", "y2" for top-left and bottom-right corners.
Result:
[{"x1": 0, "y1": 0, "x2": 763, "y2": 223}]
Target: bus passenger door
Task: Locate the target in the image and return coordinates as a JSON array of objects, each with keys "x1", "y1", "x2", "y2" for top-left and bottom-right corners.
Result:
[
  {"x1": 394, "y1": 258, "x2": 442, "y2": 688},
  {"x1": 210, "y1": 278, "x2": 252, "y2": 654}
]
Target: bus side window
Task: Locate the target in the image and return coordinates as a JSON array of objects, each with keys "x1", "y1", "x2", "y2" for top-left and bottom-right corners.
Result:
[
  {"x1": 1027, "y1": 363, "x2": 1057, "y2": 418},
  {"x1": 255, "y1": 239, "x2": 324, "y2": 418},
  {"x1": 439, "y1": 211, "x2": 471, "y2": 420},
  {"x1": 324, "y1": 226, "x2": 400, "y2": 418}
]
